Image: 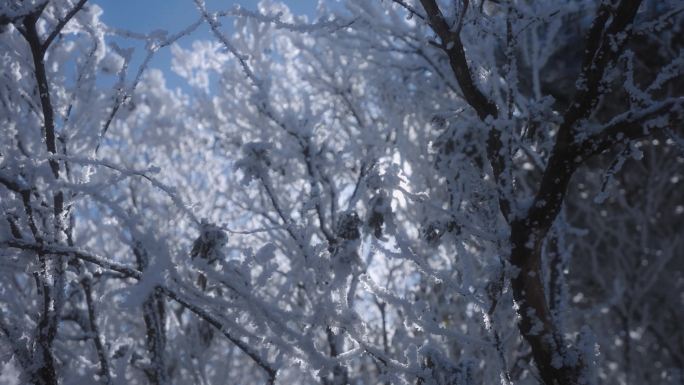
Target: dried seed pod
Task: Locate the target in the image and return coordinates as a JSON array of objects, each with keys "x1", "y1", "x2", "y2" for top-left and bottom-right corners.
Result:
[
  {"x1": 191, "y1": 221, "x2": 227, "y2": 265},
  {"x1": 336, "y1": 211, "x2": 361, "y2": 241}
]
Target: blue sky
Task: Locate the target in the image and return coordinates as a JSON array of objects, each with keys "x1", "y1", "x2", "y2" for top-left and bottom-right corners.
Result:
[{"x1": 93, "y1": 0, "x2": 319, "y2": 89}]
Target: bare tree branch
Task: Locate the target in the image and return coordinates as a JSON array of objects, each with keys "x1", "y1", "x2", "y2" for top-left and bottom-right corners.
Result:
[
  {"x1": 418, "y1": 0, "x2": 510, "y2": 218},
  {"x1": 41, "y1": 0, "x2": 89, "y2": 52}
]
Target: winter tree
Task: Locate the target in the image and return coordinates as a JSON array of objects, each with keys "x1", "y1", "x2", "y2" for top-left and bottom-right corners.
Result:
[{"x1": 0, "y1": 0, "x2": 682, "y2": 384}]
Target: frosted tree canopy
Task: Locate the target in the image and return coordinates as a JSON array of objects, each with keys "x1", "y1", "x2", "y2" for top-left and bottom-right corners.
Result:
[{"x1": 1, "y1": 1, "x2": 682, "y2": 384}]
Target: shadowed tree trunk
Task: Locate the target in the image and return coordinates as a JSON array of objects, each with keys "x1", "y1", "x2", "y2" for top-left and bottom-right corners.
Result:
[{"x1": 418, "y1": 0, "x2": 648, "y2": 383}]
